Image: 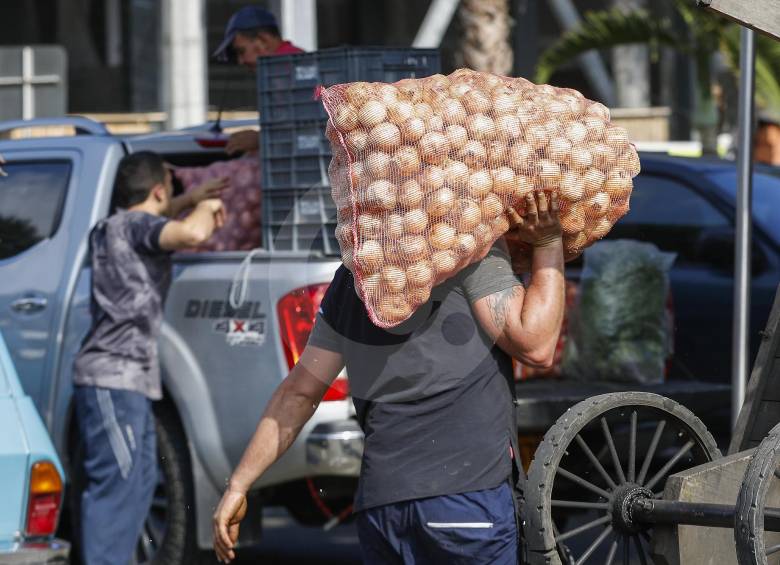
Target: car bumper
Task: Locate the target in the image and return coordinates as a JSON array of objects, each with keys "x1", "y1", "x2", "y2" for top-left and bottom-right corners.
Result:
[
  {"x1": 0, "y1": 539, "x2": 70, "y2": 564},
  {"x1": 305, "y1": 419, "x2": 364, "y2": 477}
]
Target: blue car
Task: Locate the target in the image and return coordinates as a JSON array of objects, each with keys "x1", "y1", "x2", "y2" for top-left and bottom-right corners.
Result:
[
  {"x1": 601, "y1": 153, "x2": 780, "y2": 384},
  {"x1": 0, "y1": 331, "x2": 69, "y2": 563}
]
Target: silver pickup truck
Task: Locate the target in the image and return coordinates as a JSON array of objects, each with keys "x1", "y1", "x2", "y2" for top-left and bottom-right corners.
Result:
[
  {"x1": 0, "y1": 117, "x2": 732, "y2": 564},
  {"x1": 0, "y1": 117, "x2": 360, "y2": 563}
]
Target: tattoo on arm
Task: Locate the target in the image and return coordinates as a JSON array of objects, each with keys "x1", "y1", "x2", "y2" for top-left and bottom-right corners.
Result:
[{"x1": 485, "y1": 286, "x2": 521, "y2": 332}]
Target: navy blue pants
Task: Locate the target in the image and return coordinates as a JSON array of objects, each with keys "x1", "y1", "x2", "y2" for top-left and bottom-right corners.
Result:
[
  {"x1": 74, "y1": 386, "x2": 157, "y2": 565},
  {"x1": 356, "y1": 482, "x2": 519, "y2": 565}
]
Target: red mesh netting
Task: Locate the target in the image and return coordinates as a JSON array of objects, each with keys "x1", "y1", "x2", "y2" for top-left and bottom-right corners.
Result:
[{"x1": 321, "y1": 68, "x2": 640, "y2": 328}]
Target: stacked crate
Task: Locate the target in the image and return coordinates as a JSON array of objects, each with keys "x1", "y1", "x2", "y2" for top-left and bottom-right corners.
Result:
[{"x1": 257, "y1": 47, "x2": 441, "y2": 253}]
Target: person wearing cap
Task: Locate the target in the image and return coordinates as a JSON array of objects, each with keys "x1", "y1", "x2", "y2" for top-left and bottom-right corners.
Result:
[{"x1": 213, "y1": 6, "x2": 305, "y2": 156}]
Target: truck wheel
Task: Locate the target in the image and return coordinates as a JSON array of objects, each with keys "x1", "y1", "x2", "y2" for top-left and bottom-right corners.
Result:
[
  {"x1": 735, "y1": 421, "x2": 780, "y2": 565},
  {"x1": 523, "y1": 392, "x2": 720, "y2": 565},
  {"x1": 133, "y1": 403, "x2": 213, "y2": 565}
]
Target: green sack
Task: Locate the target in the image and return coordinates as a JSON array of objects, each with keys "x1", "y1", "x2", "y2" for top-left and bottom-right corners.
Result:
[{"x1": 562, "y1": 239, "x2": 675, "y2": 384}]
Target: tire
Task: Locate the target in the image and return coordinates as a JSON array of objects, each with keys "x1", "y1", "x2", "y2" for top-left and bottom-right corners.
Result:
[
  {"x1": 735, "y1": 421, "x2": 780, "y2": 565},
  {"x1": 522, "y1": 392, "x2": 720, "y2": 565},
  {"x1": 133, "y1": 402, "x2": 214, "y2": 565}
]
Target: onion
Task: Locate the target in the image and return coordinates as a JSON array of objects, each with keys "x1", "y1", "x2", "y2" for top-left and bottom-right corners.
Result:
[
  {"x1": 560, "y1": 93, "x2": 585, "y2": 115},
  {"x1": 468, "y1": 170, "x2": 493, "y2": 198},
  {"x1": 515, "y1": 175, "x2": 535, "y2": 200},
  {"x1": 427, "y1": 187, "x2": 456, "y2": 217},
  {"x1": 365, "y1": 151, "x2": 391, "y2": 179},
  {"x1": 559, "y1": 171, "x2": 584, "y2": 201},
  {"x1": 587, "y1": 102, "x2": 610, "y2": 121},
  {"x1": 445, "y1": 124, "x2": 469, "y2": 150},
  {"x1": 349, "y1": 160, "x2": 366, "y2": 187},
  {"x1": 432, "y1": 250, "x2": 459, "y2": 275},
  {"x1": 441, "y1": 98, "x2": 467, "y2": 125},
  {"x1": 377, "y1": 293, "x2": 412, "y2": 323},
  {"x1": 397, "y1": 81, "x2": 422, "y2": 104},
  {"x1": 333, "y1": 104, "x2": 359, "y2": 132},
  {"x1": 548, "y1": 136, "x2": 573, "y2": 163},
  {"x1": 565, "y1": 232, "x2": 589, "y2": 252},
  {"x1": 449, "y1": 81, "x2": 472, "y2": 99},
  {"x1": 361, "y1": 273, "x2": 381, "y2": 298},
  {"x1": 355, "y1": 239, "x2": 384, "y2": 273},
  {"x1": 564, "y1": 122, "x2": 588, "y2": 144},
  {"x1": 408, "y1": 286, "x2": 432, "y2": 305},
  {"x1": 590, "y1": 217, "x2": 612, "y2": 239},
  {"x1": 455, "y1": 233, "x2": 477, "y2": 257},
  {"x1": 423, "y1": 86, "x2": 449, "y2": 108},
  {"x1": 538, "y1": 84, "x2": 557, "y2": 97},
  {"x1": 428, "y1": 73, "x2": 451, "y2": 90},
  {"x1": 426, "y1": 115, "x2": 445, "y2": 133},
  {"x1": 461, "y1": 89, "x2": 492, "y2": 114},
  {"x1": 407, "y1": 261, "x2": 434, "y2": 287},
  {"x1": 345, "y1": 83, "x2": 372, "y2": 106},
  {"x1": 538, "y1": 159, "x2": 562, "y2": 187},
  {"x1": 368, "y1": 122, "x2": 401, "y2": 151},
  {"x1": 378, "y1": 84, "x2": 399, "y2": 104},
  {"x1": 414, "y1": 102, "x2": 434, "y2": 120},
  {"x1": 345, "y1": 129, "x2": 369, "y2": 156},
  {"x1": 358, "y1": 100, "x2": 387, "y2": 128},
  {"x1": 517, "y1": 101, "x2": 542, "y2": 125},
  {"x1": 605, "y1": 126, "x2": 629, "y2": 151},
  {"x1": 381, "y1": 265, "x2": 407, "y2": 292},
  {"x1": 430, "y1": 222, "x2": 456, "y2": 250},
  {"x1": 547, "y1": 99, "x2": 570, "y2": 119},
  {"x1": 495, "y1": 115, "x2": 521, "y2": 142},
  {"x1": 456, "y1": 199, "x2": 482, "y2": 232},
  {"x1": 443, "y1": 159, "x2": 469, "y2": 188},
  {"x1": 420, "y1": 165, "x2": 445, "y2": 190},
  {"x1": 622, "y1": 147, "x2": 641, "y2": 176},
  {"x1": 485, "y1": 140, "x2": 508, "y2": 166},
  {"x1": 481, "y1": 193, "x2": 504, "y2": 220},
  {"x1": 458, "y1": 139, "x2": 487, "y2": 168},
  {"x1": 592, "y1": 143, "x2": 616, "y2": 168},
  {"x1": 571, "y1": 145, "x2": 594, "y2": 171},
  {"x1": 474, "y1": 223, "x2": 493, "y2": 247},
  {"x1": 560, "y1": 204, "x2": 585, "y2": 234},
  {"x1": 400, "y1": 117, "x2": 426, "y2": 143},
  {"x1": 387, "y1": 101, "x2": 414, "y2": 125},
  {"x1": 418, "y1": 132, "x2": 450, "y2": 165},
  {"x1": 490, "y1": 215, "x2": 511, "y2": 237},
  {"x1": 604, "y1": 170, "x2": 632, "y2": 198},
  {"x1": 525, "y1": 124, "x2": 550, "y2": 150},
  {"x1": 491, "y1": 167, "x2": 516, "y2": 196},
  {"x1": 385, "y1": 213, "x2": 405, "y2": 239},
  {"x1": 583, "y1": 116, "x2": 606, "y2": 140},
  {"x1": 492, "y1": 93, "x2": 516, "y2": 116},
  {"x1": 358, "y1": 180, "x2": 397, "y2": 211},
  {"x1": 356, "y1": 213, "x2": 382, "y2": 237},
  {"x1": 508, "y1": 142, "x2": 533, "y2": 173},
  {"x1": 392, "y1": 146, "x2": 422, "y2": 176},
  {"x1": 585, "y1": 192, "x2": 610, "y2": 217},
  {"x1": 583, "y1": 167, "x2": 606, "y2": 194},
  {"x1": 335, "y1": 223, "x2": 352, "y2": 249},
  {"x1": 398, "y1": 179, "x2": 424, "y2": 209},
  {"x1": 403, "y1": 209, "x2": 428, "y2": 233},
  {"x1": 399, "y1": 234, "x2": 430, "y2": 261},
  {"x1": 465, "y1": 114, "x2": 497, "y2": 142}
]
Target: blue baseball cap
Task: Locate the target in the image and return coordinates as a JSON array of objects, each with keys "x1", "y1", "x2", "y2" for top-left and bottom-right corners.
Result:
[{"x1": 213, "y1": 6, "x2": 279, "y2": 62}]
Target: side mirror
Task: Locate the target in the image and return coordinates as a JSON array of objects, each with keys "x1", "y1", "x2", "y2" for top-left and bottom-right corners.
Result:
[{"x1": 696, "y1": 227, "x2": 769, "y2": 275}]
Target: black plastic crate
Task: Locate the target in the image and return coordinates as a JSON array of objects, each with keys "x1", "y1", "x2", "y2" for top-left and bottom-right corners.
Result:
[
  {"x1": 260, "y1": 120, "x2": 331, "y2": 191},
  {"x1": 263, "y1": 186, "x2": 339, "y2": 254},
  {"x1": 257, "y1": 47, "x2": 441, "y2": 125}
]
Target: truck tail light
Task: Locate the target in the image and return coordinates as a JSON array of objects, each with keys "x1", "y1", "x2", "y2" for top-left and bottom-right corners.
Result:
[
  {"x1": 25, "y1": 461, "x2": 63, "y2": 537},
  {"x1": 277, "y1": 283, "x2": 350, "y2": 401}
]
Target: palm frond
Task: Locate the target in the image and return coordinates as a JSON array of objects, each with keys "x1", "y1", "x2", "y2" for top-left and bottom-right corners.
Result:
[{"x1": 534, "y1": 9, "x2": 683, "y2": 84}]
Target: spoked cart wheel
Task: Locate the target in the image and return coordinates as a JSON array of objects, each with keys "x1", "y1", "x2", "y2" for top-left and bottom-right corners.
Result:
[
  {"x1": 523, "y1": 392, "x2": 721, "y2": 565},
  {"x1": 735, "y1": 421, "x2": 780, "y2": 565}
]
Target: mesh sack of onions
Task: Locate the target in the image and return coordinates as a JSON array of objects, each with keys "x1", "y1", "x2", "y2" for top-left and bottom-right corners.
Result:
[
  {"x1": 321, "y1": 68, "x2": 640, "y2": 328},
  {"x1": 174, "y1": 154, "x2": 262, "y2": 252}
]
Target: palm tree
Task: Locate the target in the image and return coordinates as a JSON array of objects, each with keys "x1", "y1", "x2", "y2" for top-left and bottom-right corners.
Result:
[
  {"x1": 458, "y1": 0, "x2": 513, "y2": 75},
  {"x1": 534, "y1": 0, "x2": 780, "y2": 154}
]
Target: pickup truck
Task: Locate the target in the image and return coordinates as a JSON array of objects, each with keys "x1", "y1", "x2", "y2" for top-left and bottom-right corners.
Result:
[{"x1": 0, "y1": 117, "x2": 732, "y2": 564}]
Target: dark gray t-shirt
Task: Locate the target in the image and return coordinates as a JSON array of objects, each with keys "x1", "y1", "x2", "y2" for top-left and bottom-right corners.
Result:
[
  {"x1": 308, "y1": 245, "x2": 523, "y2": 511},
  {"x1": 73, "y1": 210, "x2": 171, "y2": 400}
]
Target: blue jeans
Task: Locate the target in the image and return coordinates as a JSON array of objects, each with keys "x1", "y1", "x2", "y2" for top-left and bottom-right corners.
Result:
[
  {"x1": 356, "y1": 482, "x2": 519, "y2": 565},
  {"x1": 74, "y1": 386, "x2": 157, "y2": 565}
]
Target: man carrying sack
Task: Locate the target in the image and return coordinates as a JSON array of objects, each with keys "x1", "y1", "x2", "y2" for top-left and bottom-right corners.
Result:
[{"x1": 213, "y1": 190, "x2": 565, "y2": 564}]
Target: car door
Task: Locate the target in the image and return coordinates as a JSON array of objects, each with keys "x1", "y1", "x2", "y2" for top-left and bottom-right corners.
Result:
[
  {"x1": 606, "y1": 173, "x2": 740, "y2": 382},
  {"x1": 0, "y1": 139, "x2": 122, "y2": 420}
]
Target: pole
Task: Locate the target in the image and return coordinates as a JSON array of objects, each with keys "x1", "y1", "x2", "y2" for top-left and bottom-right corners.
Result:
[{"x1": 732, "y1": 27, "x2": 756, "y2": 429}]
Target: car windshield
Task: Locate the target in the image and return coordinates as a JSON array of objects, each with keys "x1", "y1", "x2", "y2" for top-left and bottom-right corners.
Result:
[{"x1": 705, "y1": 169, "x2": 780, "y2": 242}]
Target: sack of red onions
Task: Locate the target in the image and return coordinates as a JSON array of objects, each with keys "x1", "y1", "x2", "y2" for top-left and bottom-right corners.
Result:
[{"x1": 321, "y1": 68, "x2": 640, "y2": 328}]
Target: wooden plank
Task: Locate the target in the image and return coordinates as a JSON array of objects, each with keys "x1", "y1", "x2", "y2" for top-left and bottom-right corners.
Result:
[
  {"x1": 729, "y1": 284, "x2": 780, "y2": 453},
  {"x1": 698, "y1": 0, "x2": 780, "y2": 41}
]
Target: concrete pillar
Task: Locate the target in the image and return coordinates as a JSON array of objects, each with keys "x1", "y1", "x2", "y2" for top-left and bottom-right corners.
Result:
[{"x1": 161, "y1": 0, "x2": 208, "y2": 129}]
